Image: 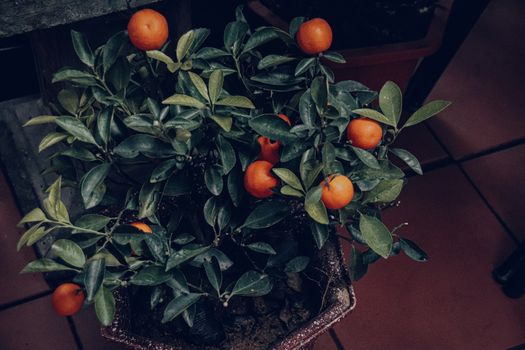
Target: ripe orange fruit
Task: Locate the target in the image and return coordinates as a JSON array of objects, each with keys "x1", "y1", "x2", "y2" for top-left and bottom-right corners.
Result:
[
  {"x1": 320, "y1": 175, "x2": 354, "y2": 210},
  {"x1": 244, "y1": 160, "x2": 278, "y2": 199},
  {"x1": 258, "y1": 114, "x2": 292, "y2": 164},
  {"x1": 127, "y1": 9, "x2": 169, "y2": 51},
  {"x1": 51, "y1": 283, "x2": 85, "y2": 316},
  {"x1": 130, "y1": 221, "x2": 153, "y2": 233},
  {"x1": 347, "y1": 117, "x2": 383, "y2": 149},
  {"x1": 296, "y1": 18, "x2": 333, "y2": 55}
]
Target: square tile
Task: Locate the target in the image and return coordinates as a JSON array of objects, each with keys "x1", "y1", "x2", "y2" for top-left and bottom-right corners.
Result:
[
  {"x1": 334, "y1": 166, "x2": 525, "y2": 349},
  {"x1": 0, "y1": 169, "x2": 49, "y2": 305},
  {"x1": 426, "y1": 0, "x2": 525, "y2": 160},
  {"x1": 0, "y1": 295, "x2": 77, "y2": 349},
  {"x1": 463, "y1": 143, "x2": 525, "y2": 241}
]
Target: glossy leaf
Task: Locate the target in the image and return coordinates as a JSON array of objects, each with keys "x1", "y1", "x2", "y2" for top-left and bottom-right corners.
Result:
[
  {"x1": 138, "y1": 182, "x2": 163, "y2": 219},
  {"x1": 51, "y1": 239, "x2": 86, "y2": 268},
  {"x1": 295, "y1": 57, "x2": 316, "y2": 76},
  {"x1": 359, "y1": 214, "x2": 393, "y2": 259},
  {"x1": 205, "y1": 165, "x2": 224, "y2": 195},
  {"x1": 404, "y1": 100, "x2": 451, "y2": 128},
  {"x1": 203, "y1": 257, "x2": 222, "y2": 294},
  {"x1": 322, "y1": 51, "x2": 346, "y2": 63},
  {"x1": 363, "y1": 179, "x2": 404, "y2": 204},
  {"x1": 55, "y1": 116, "x2": 97, "y2": 145},
  {"x1": 249, "y1": 115, "x2": 296, "y2": 143},
  {"x1": 208, "y1": 69, "x2": 224, "y2": 104},
  {"x1": 310, "y1": 221, "x2": 329, "y2": 249},
  {"x1": 379, "y1": 81, "x2": 402, "y2": 126},
  {"x1": 162, "y1": 293, "x2": 201, "y2": 323},
  {"x1": 217, "y1": 135, "x2": 236, "y2": 175},
  {"x1": 246, "y1": 242, "x2": 276, "y2": 255},
  {"x1": 216, "y1": 96, "x2": 255, "y2": 109},
  {"x1": 258, "y1": 55, "x2": 295, "y2": 70},
  {"x1": 81, "y1": 163, "x2": 111, "y2": 209},
  {"x1": 84, "y1": 258, "x2": 105, "y2": 302},
  {"x1": 352, "y1": 108, "x2": 395, "y2": 127},
  {"x1": 280, "y1": 185, "x2": 303, "y2": 197},
  {"x1": 304, "y1": 187, "x2": 328, "y2": 224},
  {"x1": 166, "y1": 245, "x2": 211, "y2": 270},
  {"x1": 21, "y1": 258, "x2": 77, "y2": 273},
  {"x1": 242, "y1": 201, "x2": 289, "y2": 229},
  {"x1": 71, "y1": 30, "x2": 94, "y2": 66},
  {"x1": 400, "y1": 238, "x2": 429, "y2": 262},
  {"x1": 210, "y1": 115, "x2": 233, "y2": 132},
  {"x1": 162, "y1": 94, "x2": 206, "y2": 109},
  {"x1": 231, "y1": 271, "x2": 271, "y2": 297},
  {"x1": 38, "y1": 132, "x2": 67, "y2": 152},
  {"x1": 352, "y1": 146, "x2": 380, "y2": 169},
  {"x1": 272, "y1": 168, "x2": 303, "y2": 191},
  {"x1": 188, "y1": 71, "x2": 209, "y2": 101},
  {"x1": 18, "y1": 208, "x2": 46, "y2": 227},
  {"x1": 285, "y1": 256, "x2": 310, "y2": 273},
  {"x1": 389, "y1": 148, "x2": 423, "y2": 175},
  {"x1": 94, "y1": 286, "x2": 115, "y2": 326}
]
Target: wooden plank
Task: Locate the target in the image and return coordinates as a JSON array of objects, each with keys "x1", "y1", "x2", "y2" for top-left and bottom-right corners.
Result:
[{"x1": 0, "y1": 0, "x2": 163, "y2": 38}]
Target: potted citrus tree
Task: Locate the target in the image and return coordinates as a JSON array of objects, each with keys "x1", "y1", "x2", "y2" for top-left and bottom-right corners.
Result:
[{"x1": 16, "y1": 5, "x2": 449, "y2": 349}]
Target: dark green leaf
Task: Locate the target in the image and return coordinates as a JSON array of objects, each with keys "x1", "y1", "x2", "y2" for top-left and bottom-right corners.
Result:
[
  {"x1": 217, "y1": 135, "x2": 236, "y2": 174},
  {"x1": 359, "y1": 214, "x2": 393, "y2": 259},
  {"x1": 166, "y1": 245, "x2": 211, "y2": 271},
  {"x1": 322, "y1": 51, "x2": 346, "y2": 63},
  {"x1": 205, "y1": 165, "x2": 224, "y2": 196},
  {"x1": 138, "y1": 182, "x2": 163, "y2": 219},
  {"x1": 349, "y1": 246, "x2": 368, "y2": 281},
  {"x1": 304, "y1": 187, "x2": 328, "y2": 224},
  {"x1": 231, "y1": 271, "x2": 271, "y2": 297},
  {"x1": 71, "y1": 30, "x2": 94, "y2": 66},
  {"x1": 243, "y1": 27, "x2": 289, "y2": 53},
  {"x1": 379, "y1": 81, "x2": 402, "y2": 126},
  {"x1": 52, "y1": 68, "x2": 97, "y2": 86},
  {"x1": 352, "y1": 146, "x2": 380, "y2": 169},
  {"x1": 103, "y1": 31, "x2": 127, "y2": 72},
  {"x1": 188, "y1": 71, "x2": 209, "y2": 101},
  {"x1": 299, "y1": 90, "x2": 316, "y2": 126},
  {"x1": 227, "y1": 166, "x2": 244, "y2": 207},
  {"x1": 285, "y1": 256, "x2": 310, "y2": 273},
  {"x1": 94, "y1": 286, "x2": 115, "y2": 326},
  {"x1": 272, "y1": 168, "x2": 302, "y2": 191},
  {"x1": 217, "y1": 201, "x2": 232, "y2": 230},
  {"x1": 310, "y1": 221, "x2": 329, "y2": 249},
  {"x1": 203, "y1": 257, "x2": 222, "y2": 294},
  {"x1": 80, "y1": 163, "x2": 110, "y2": 209},
  {"x1": 151, "y1": 159, "x2": 178, "y2": 183},
  {"x1": 289, "y1": 17, "x2": 306, "y2": 37},
  {"x1": 21, "y1": 258, "x2": 77, "y2": 273},
  {"x1": 363, "y1": 179, "x2": 404, "y2": 204},
  {"x1": 84, "y1": 258, "x2": 105, "y2": 302},
  {"x1": 114, "y1": 135, "x2": 177, "y2": 158},
  {"x1": 404, "y1": 100, "x2": 451, "y2": 128},
  {"x1": 295, "y1": 58, "x2": 316, "y2": 76},
  {"x1": 96, "y1": 108, "x2": 112, "y2": 145},
  {"x1": 55, "y1": 116, "x2": 97, "y2": 145},
  {"x1": 38, "y1": 132, "x2": 67, "y2": 152},
  {"x1": 58, "y1": 89, "x2": 79, "y2": 115},
  {"x1": 224, "y1": 21, "x2": 249, "y2": 55},
  {"x1": 311, "y1": 76, "x2": 327, "y2": 109},
  {"x1": 249, "y1": 115, "x2": 296, "y2": 143},
  {"x1": 390, "y1": 148, "x2": 423, "y2": 175},
  {"x1": 162, "y1": 293, "x2": 201, "y2": 323},
  {"x1": 400, "y1": 238, "x2": 428, "y2": 262},
  {"x1": 204, "y1": 196, "x2": 220, "y2": 227},
  {"x1": 246, "y1": 242, "x2": 276, "y2": 255},
  {"x1": 352, "y1": 108, "x2": 395, "y2": 127},
  {"x1": 258, "y1": 55, "x2": 295, "y2": 70},
  {"x1": 74, "y1": 214, "x2": 110, "y2": 231},
  {"x1": 51, "y1": 239, "x2": 85, "y2": 268},
  {"x1": 131, "y1": 266, "x2": 170, "y2": 286},
  {"x1": 280, "y1": 185, "x2": 303, "y2": 197},
  {"x1": 58, "y1": 147, "x2": 97, "y2": 161},
  {"x1": 242, "y1": 201, "x2": 289, "y2": 229},
  {"x1": 281, "y1": 139, "x2": 310, "y2": 163}
]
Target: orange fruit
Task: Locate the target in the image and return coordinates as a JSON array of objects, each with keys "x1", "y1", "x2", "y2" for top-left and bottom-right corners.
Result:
[
  {"x1": 127, "y1": 9, "x2": 169, "y2": 51},
  {"x1": 130, "y1": 221, "x2": 153, "y2": 233},
  {"x1": 296, "y1": 18, "x2": 333, "y2": 55},
  {"x1": 51, "y1": 283, "x2": 85, "y2": 316},
  {"x1": 258, "y1": 114, "x2": 292, "y2": 164},
  {"x1": 320, "y1": 175, "x2": 354, "y2": 210},
  {"x1": 244, "y1": 160, "x2": 278, "y2": 199},
  {"x1": 346, "y1": 117, "x2": 383, "y2": 149}
]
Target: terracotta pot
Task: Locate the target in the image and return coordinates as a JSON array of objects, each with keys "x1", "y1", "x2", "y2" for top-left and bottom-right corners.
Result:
[
  {"x1": 246, "y1": 0, "x2": 454, "y2": 92},
  {"x1": 101, "y1": 236, "x2": 356, "y2": 349}
]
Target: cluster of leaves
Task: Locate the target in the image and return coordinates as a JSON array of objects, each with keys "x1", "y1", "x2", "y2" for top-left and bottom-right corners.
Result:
[{"x1": 18, "y1": 7, "x2": 449, "y2": 327}]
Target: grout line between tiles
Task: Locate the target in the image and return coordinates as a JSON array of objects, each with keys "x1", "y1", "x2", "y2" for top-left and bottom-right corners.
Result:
[
  {"x1": 0, "y1": 289, "x2": 52, "y2": 312},
  {"x1": 329, "y1": 328, "x2": 346, "y2": 350},
  {"x1": 66, "y1": 316, "x2": 85, "y2": 350},
  {"x1": 421, "y1": 122, "x2": 521, "y2": 244}
]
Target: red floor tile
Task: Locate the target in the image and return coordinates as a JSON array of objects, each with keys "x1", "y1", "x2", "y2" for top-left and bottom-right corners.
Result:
[
  {"x1": 312, "y1": 332, "x2": 339, "y2": 350},
  {"x1": 392, "y1": 123, "x2": 448, "y2": 167},
  {"x1": 426, "y1": 0, "x2": 525, "y2": 160},
  {"x1": 334, "y1": 166, "x2": 525, "y2": 349},
  {"x1": 463, "y1": 144, "x2": 525, "y2": 242},
  {"x1": 0, "y1": 169, "x2": 49, "y2": 305},
  {"x1": 73, "y1": 308, "x2": 128, "y2": 350},
  {"x1": 0, "y1": 295, "x2": 77, "y2": 349}
]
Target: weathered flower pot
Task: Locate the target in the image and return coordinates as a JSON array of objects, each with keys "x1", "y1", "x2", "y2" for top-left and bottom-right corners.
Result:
[
  {"x1": 246, "y1": 0, "x2": 454, "y2": 92},
  {"x1": 101, "y1": 236, "x2": 356, "y2": 350}
]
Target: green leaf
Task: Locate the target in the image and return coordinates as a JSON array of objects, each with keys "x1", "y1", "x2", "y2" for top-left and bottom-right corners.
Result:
[
  {"x1": 389, "y1": 148, "x2": 423, "y2": 175},
  {"x1": 80, "y1": 163, "x2": 111, "y2": 209},
  {"x1": 227, "y1": 166, "x2": 244, "y2": 206},
  {"x1": 103, "y1": 31, "x2": 127, "y2": 72},
  {"x1": 249, "y1": 115, "x2": 296, "y2": 143},
  {"x1": 310, "y1": 221, "x2": 329, "y2": 249},
  {"x1": 280, "y1": 185, "x2": 303, "y2": 197},
  {"x1": 205, "y1": 165, "x2": 224, "y2": 196},
  {"x1": 322, "y1": 51, "x2": 346, "y2": 63},
  {"x1": 138, "y1": 182, "x2": 163, "y2": 219},
  {"x1": 363, "y1": 179, "x2": 404, "y2": 204},
  {"x1": 400, "y1": 238, "x2": 428, "y2": 262},
  {"x1": 94, "y1": 286, "x2": 115, "y2": 326},
  {"x1": 74, "y1": 214, "x2": 111, "y2": 231},
  {"x1": 281, "y1": 140, "x2": 310, "y2": 163},
  {"x1": 188, "y1": 71, "x2": 209, "y2": 101},
  {"x1": 52, "y1": 68, "x2": 98, "y2": 86},
  {"x1": 23, "y1": 115, "x2": 57, "y2": 127},
  {"x1": 242, "y1": 201, "x2": 289, "y2": 229},
  {"x1": 203, "y1": 257, "x2": 222, "y2": 294},
  {"x1": 231, "y1": 271, "x2": 271, "y2": 297},
  {"x1": 210, "y1": 115, "x2": 233, "y2": 132},
  {"x1": 224, "y1": 21, "x2": 249, "y2": 55},
  {"x1": 204, "y1": 196, "x2": 220, "y2": 227},
  {"x1": 379, "y1": 81, "x2": 402, "y2": 126},
  {"x1": 285, "y1": 256, "x2": 310, "y2": 272},
  {"x1": 84, "y1": 258, "x2": 105, "y2": 302},
  {"x1": 403, "y1": 100, "x2": 451, "y2": 128},
  {"x1": 131, "y1": 266, "x2": 170, "y2": 286},
  {"x1": 295, "y1": 58, "x2": 316, "y2": 76},
  {"x1": 216, "y1": 135, "x2": 236, "y2": 175},
  {"x1": 349, "y1": 246, "x2": 368, "y2": 281},
  {"x1": 51, "y1": 239, "x2": 86, "y2": 268},
  {"x1": 71, "y1": 30, "x2": 94, "y2": 66},
  {"x1": 17, "y1": 224, "x2": 44, "y2": 250},
  {"x1": 55, "y1": 116, "x2": 97, "y2": 145},
  {"x1": 151, "y1": 159, "x2": 178, "y2": 183},
  {"x1": 57, "y1": 147, "x2": 97, "y2": 161},
  {"x1": 218, "y1": 202, "x2": 232, "y2": 229},
  {"x1": 359, "y1": 214, "x2": 393, "y2": 259},
  {"x1": 289, "y1": 17, "x2": 306, "y2": 38},
  {"x1": 304, "y1": 187, "x2": 328, "y2": 224},
  {"x1": 166, "y1": 245, "x2": 211, "y2": 271},
  {"x1": 352, "y1": 109, "x2": 395, "y2": 127},
  {"x1": 352, "y1": 146, "x2": 380, "y2": 169},
  {"x1": 38, "y1": 132, "x2": 68, "y2": 152},
  {"x1": 216, "y1": 96, "x2": 255, "y2": 109},
  {"x1": 58, "y1": 89, "x2": 79, "y2": 115},
  {"x1": 311, "y1": 76, "x2": 327, "y2": 109},
  {"x1": 162, "y1": 293, "x2": 201, "y2": 323},
  {"x1": 21, "y1": 258, "x2": 77, "y2": 273},
  {"x1": 193, "y1": 47, "x2": 229, "y2": 60},
  {"x1": 243, "y1": 27, "x2": 290, "y2": 53},
  {"x1": 18, "y1": 208, "x2": 46, "y2": 227},
  {"x1": 300, "y1": 160, "x2": 323, "y2": 190},
  {"x1": 96, "y1": 108, "x2": 113, "y2": 145},
  {"x1": 176, "y1": 30, "x2": 195, "y2": 61},
  {"x1": 208, "y1": 70, "x2": 224, "y2": 104},
  {"x1": 114, "y1": 135, "x2": 177, "y2": 158},
  {"x1": 272, "y1": 168, "x2": 303, "y2": 191},
  {"x1": 258, "y1": 55, "x2": 295, "y2": 70},
  {"x1": 298, "y1": 90, "x2": 316, "y2": 126},
  {"x1": 162, "y1": 94, "x2": 206, "y2": 109},
  {"x1": 246, "y1": 242, "x2": 276, "y2": 255},
  {"x1": 146, "y1": 50, "x2": 175, "y2": 66}
]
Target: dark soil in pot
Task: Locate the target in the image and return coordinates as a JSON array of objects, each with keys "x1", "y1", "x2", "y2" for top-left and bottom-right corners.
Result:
[{"x1": 258, "y1": 0, "x2": 439, "y2": 49}]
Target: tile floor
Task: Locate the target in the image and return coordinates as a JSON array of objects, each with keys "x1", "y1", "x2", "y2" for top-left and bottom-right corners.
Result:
[{"x1": 1, "y1": 0, "x2": 525, "y2": 349}]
